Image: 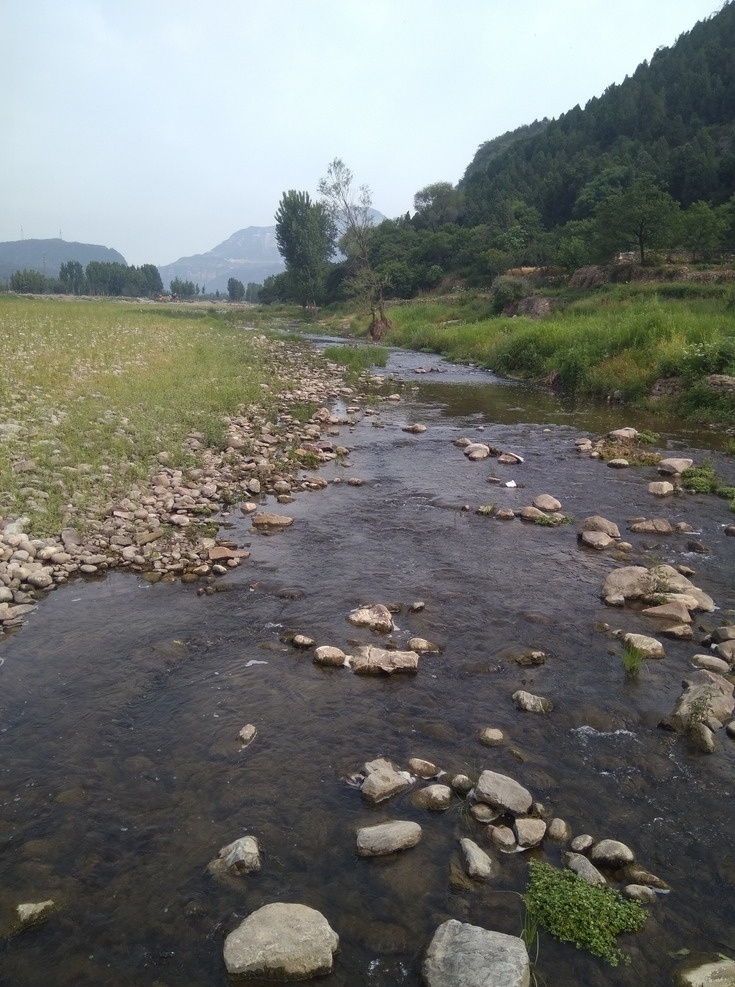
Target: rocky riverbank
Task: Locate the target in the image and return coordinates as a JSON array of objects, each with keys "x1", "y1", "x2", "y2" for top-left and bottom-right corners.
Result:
[{"x1": 0, "y1": 336, "x2": 372, "y2": 634}]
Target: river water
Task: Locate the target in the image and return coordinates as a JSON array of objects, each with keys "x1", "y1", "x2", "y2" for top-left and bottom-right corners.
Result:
[{"x1": 1, "y1": 344, "x2": 734, "y2": 986}]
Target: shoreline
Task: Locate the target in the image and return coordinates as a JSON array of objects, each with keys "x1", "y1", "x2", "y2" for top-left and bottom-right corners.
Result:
[{"x1": 0, "y1": 335, "x2": 361, "y2": 634}]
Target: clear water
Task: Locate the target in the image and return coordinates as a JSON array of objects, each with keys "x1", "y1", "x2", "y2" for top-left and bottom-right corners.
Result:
[{"x1": 1, "y1": 347, "x2": 734, "y2": 985}]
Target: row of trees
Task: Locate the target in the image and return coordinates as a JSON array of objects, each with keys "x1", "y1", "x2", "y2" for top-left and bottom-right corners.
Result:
[{"x1": 8, "y1": 261, "x2": 164, "y2": 297}]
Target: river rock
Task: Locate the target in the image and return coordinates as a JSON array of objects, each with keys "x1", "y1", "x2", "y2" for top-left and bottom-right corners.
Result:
[
  {"x1": 689, "y1": 722, "x2": 716, "y2": 752},
  {"x1": 711, "y1": 626, "x2": 735, "y2": 644},
  {"x1": 667, "y1": 670, "x2": 735, "y2": 732},
  {"x1": 563, "y1": 852, "x2": 607, "y2": 885},
  {"x1": 649, "y1": 481, "x2": 675, "y2": 497},
  {"x1": 408, "y1": 636, "x2": 439, "y2": 653},
  {"x1": 475, "y1": 770, "x2": 532, "y2": 815},
  {"x1": 624, "y1": 633, "x2": 665, "y2": 658},
  {"x1": 546, "y1": 818, "x2": 572, "y2": 843},
  {"x1": 470, "y1": 804, "x2": 501, "y2": 824},
  {"x1": 408, "y1": 757, "x2": 438, "y2": 778},
  {"x1": 464, "y1": 443, "x2": 491, "y2": 460},
  {"x1": 412, "y1": 784, "x2": 452, "y2": 811},
  {"x1": 607, "y1": 458, "x2": 629, "y2": 468},
  {"x1": 715, "y1": 640, "x2": 735, "y2": 662},
  {"x1": 361, "y1": 757, "x2": 413, "y2": 803},
  {"x1": 624, "y1": 884, "x2": 657, "y2": 902},
  {"x1": 498, "y1": 451, "x2": 523, "y2": 464},
  {"x1": 422, "y1": 920, "x2": 530, "y2": 987},
  {"x1": 356, "y1": 820, "x2": 422, "y2": 857},
  {"x1": 349, "y1": 645, "x2": 419, "y2": 675},
  {"x1": 209, "y1": 835, "x2": 261, "y2": 877},
  {"x1": 608, "y1": 427, "x2": 638, "y2": 442},
  {"x1": 403, "y1": 423, "x2": 427, "y2": 433},
  {"x1": 629, "y1": 517, "x2": 673, "y2": 534},
  {"x1": 250, "y1": 512, "x2": 294, "y2": 529},
  {"x1": 590, "y1": 838, "x2": 635, "y2": 867},
  {"x1": 313, "y1": 645, "x2": 347, "y2": 667},
  {"x1": 570, "y1": 834, "x2": 594, "y2": 853},
  {"x1": 489, "y1": 825, "x2": 518, "y2": 852},
  {"x1": 692, "y1": 654, "x2": 731, "y2": 675},
  {"x1": 579, "y1": 530, "x2": 614, "y2": 550},
  {"x1": 15, "y1": 900, "x2": 56, "y2": 930},
  {"x1": 622, "y1": 864, "x2": 670, "y2": 890},
  {"x1": 478, "y1": 727, "x2": 505, "y2": 746},
  {"x1": 673, "y1": 956, "x2": 735, "y2": 986},
  {"x1": 237, "y1": 724, "x2": 257, "y2": 747},
  {"x1": 602, "y1": 564, "x2": 714, "y2": 611},
  {"x1": 346, "y1": 604, "x2": 394, "y2": 632},
  {"x1": 643, "y1": 600, "x2": 692, "y2": 623},
  {"x1": 520, "y1": 506, "x2": 545, "y2": 521},
  {"x1": 580, "y1": 515, "x2": 620, "y2": 538},
  {"x1": 514, "y1": 817, "x2": 546, "y2": 848},
  {"x1": 533, "y1": 494, "x2": 561, "y2": 512},
  {"x1": 459, "y1": 838, "x2": 498, "y2": 880},
  {"x1": 223, "y1": 902, "x2": 339, "y2": 979},
  {"x1": 495, "y1": 507, "x2": 516, "y2": 520},
  {"x1": 657, "y1": 457, "x2": 693, "y2": 475},
  {"x1": 513, "y1": 690, "x2": 553, "y2": 713}
]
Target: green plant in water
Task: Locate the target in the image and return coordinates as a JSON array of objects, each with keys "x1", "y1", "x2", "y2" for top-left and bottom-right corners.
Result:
[
  {"x1": 523, "y1": 860, "x2": 647, "y2": 967},
  {"x1": 687, "y1": 691, "x2": 714, "y2": 729},
  {"x1": 534, "y1": 513, "x2": 573, "y2": 526},
  {"x1": 622, "y1": 642, "x2": 645, "y2": 678}
]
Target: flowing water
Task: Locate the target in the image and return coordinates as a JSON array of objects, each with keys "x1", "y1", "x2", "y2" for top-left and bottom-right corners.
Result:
[{"x1": 1, "y1": 344, "x2": 734, "y2": 986}]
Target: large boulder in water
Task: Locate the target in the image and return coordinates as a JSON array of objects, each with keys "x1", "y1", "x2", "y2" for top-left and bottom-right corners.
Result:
[
  {"x1": 422, "y1": 919, "x2": 530, "y2": 987},
  {"x1": 223, "y1": 902, "x2": 339, "y2": 979}
]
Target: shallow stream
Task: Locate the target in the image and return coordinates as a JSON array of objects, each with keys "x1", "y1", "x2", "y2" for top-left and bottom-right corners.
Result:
[{"x1": 1, "y1": 345, "x2": 734, "y2": 986}]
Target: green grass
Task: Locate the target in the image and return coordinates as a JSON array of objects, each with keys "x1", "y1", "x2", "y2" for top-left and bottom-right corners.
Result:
[
  {"x1": 0, "y1": 296, "x2": 306, "y2": 536},
  {"x1": 322, "y1": 344, "x2": 389, "y2": 376},
  {"x1": 622, "y1": 642, "x2": 645, "y2": 678},
  {"x1": 377, "y1": 286, "x2": 735, "y2": 424}
]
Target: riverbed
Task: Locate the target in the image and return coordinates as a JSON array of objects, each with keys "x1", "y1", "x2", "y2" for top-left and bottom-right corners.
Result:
[{"x1": 1, "y1": 344, "x2": 734, "y2": 986}]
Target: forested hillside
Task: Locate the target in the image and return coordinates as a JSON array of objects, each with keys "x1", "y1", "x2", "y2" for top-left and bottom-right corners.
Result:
[
  {"x1": 265, "y1": 1, "x2": 735, "y2": 310},
  {"x1": 460, "y1": 0, "x2": 735, "y2": 230}
]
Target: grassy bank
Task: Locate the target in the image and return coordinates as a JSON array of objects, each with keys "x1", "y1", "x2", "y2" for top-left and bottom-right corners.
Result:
[
  {"x1": 0, "y1": 296, "x2": 303, "y2": 537},
  {"x1": 360, "y1": 283, "x2": 735, "y2": 426}
]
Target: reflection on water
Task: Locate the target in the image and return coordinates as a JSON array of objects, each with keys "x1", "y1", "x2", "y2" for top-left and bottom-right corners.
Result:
[{"x1": 1, "y1": 347, "x2": 734, "y2": 985}]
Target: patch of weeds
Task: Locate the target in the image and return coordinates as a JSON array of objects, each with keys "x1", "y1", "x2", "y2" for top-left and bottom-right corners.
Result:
[
  {"x1": 687, "y1": 691, "x2": 713, "y2": 729},
  {"x1": 682, "y1": 462, "x2": 735, "y2": 510},
  {"x1": 637, "y1": 430, "x2": 660, "y2": 445},
  {"x1": 523, "y1": 860, "x2": 647, "y2": 967},
  {"x1": 534, "y1": 513, "x2": 573, "y2": 526},
  {"x1": 476, "y1": 504, "x2": 496, "y2": 516},
  {"x1": 622, "y1": 642, "x2": 645, "y2": 679},
  {"x1": 598, "y1": 441, "x2": 661, "y2": 466}
]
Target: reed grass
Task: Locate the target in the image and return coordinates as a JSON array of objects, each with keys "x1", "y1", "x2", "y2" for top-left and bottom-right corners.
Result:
[{"x1": 0, "y1": 296, "x2": 294, "y2": 536}]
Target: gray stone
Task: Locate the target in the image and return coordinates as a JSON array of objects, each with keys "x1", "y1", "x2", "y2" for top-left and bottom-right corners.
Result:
[
  {"x1": 590, "y1": 838, "x2": 635, "y2": 867},
  {"x1": 313, "y1": 645, "x2": 347, "y2": 667},
  {"x1": 237, "y1": 724, "x2": 257, "y2": 747},
  {"x1": 580, "y1": 515, "x2": 621, "y2": 538},
  {"x1": 412, "y1": 784, "x2": 452, "y2": 811},
  {"x1": 624, "y1": 884, "x2": 657, "y2": 902},
  {"x1": 648, "y1": 481, "x2": 675, "y2": 497},
  {"x1": 564, "y1": 852, "x2": 607, "y2": 885},
  {"x1": 209, "y1": 835, "x2": 261, "y2": 876},
  {"x1": 356, "y1": 820, "x2": 422, "y2": 857},
  {"x1": 533, "y1": 494, "x2": 561, "y2": 512},
  {"x1": 488, "y1": 825, "x2": 518, "y2": 852},
  {"x1": 669, "y1": 670, "x2": 735, "y2": 731},
  {"x1": 623, "y1": 633, "x2": 665, "y2": 658},
  {"x1": 478, "y1": 727, "x2": 505, "y2": 746},
  {"x1": 422, "y1": 920, "x2": 530, "y2": 987},
  {"x1": 579, "y1": 530, "x2": 614, "y2": 550},
  {"x1": 349, "y1": 645, "x2": 419, "y2": 675},
  {"x1": 361, "y1": 757, "x2": 413, "y2": 804},
  {"x1": 657, "y1": 457, "x2": 693, "y2": 475},
  {"x1": 459, "y1": 839, "x2": 498, "y2": 880},
  {"x1": 514, "y1": 817, "x2": 546, "y2": 848},
  {"x1": 475, "y1": 770, "x2": 533, "y2": 815},
  {"x1": 346, "y1": 604, "x2": 394, "y2": 632},
  {"x1": 673, "y1": 956, "x2": 735, "y2": 987},
  {"x1": 512, "y1": 690, "x2": 553, "y2": 713},
  {"x1": 223, "y1": 902, "x2": 339, "y2": 979}
]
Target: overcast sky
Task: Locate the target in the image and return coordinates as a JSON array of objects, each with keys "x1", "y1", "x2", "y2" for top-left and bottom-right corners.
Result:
[{"x1": 1, "y1": 0, "x2": 722, "y2": 266}]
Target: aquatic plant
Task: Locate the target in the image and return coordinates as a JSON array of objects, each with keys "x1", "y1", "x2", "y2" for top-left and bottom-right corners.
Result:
[
  {"x1": 621, "y1": 642, "x2": 645, "y2": 678},
  {"x1": 523, "y1": 860, "x2": 647, "y2": 967}
]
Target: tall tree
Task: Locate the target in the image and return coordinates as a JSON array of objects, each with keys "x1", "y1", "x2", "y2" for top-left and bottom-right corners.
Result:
[
  {"x1": 227, "y1": 277, "x2": 245, "y2": 301},
  {"x1": 274, "y1": 190, "x2": 335, "y2": 309},
  {"x1": 318, "y1": 158, "x2": 391, "y2": 339},
  {"x1": 595, "y1": 178, "x2": 680, "y2": 263},
  {"x1": 59, "y1": 260, "x2": 86, "y2": 295}
]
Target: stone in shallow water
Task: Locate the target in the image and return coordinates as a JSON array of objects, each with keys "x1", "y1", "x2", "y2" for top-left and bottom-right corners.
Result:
[
  {"x1": 356, "y1": 820, "x2": 422, "y2": 857},
  {"x1": 422, "y1": 920, "x2": 530, "y2": 987},
  {"x1": 223, "y1": 902, "x2": 339, "y2": 979}
]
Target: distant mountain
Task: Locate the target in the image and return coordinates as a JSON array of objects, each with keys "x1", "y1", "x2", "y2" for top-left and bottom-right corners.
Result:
[
  {"x1": 0, "y1": 238, "x2": 127, "y2": 283},
  {"x1": 157, "y1": 227, "x2": 285, "y2": 294}
]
